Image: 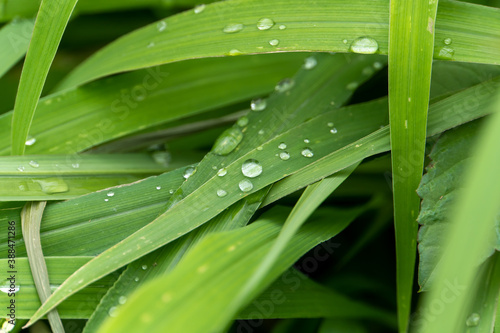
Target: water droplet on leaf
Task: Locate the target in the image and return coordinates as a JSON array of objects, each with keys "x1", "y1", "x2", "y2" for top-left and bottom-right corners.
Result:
[
  {"x1": 35, "y1": 178, "x2": 69, "y2": 194},
  {"x1": 251, "y1": 98, "x2": 267, "y2": 111},
  {"x1": 443, "y1": 37, "x2": 452, "y2": 45},
  {"x1": 194, "y1": 4, "x2": 206, "y2": 14},
  {"x1": 257, "y1": 18, "x2": 274, "y2": 30},
  {"x1": 275, "y1": 78, "x2": 294, "y2": 93},
  {"x1": 279, "y1": 152, "x2": 290, "y2": 160},
  {"x1": 217, "y1": 168, "x2": 227, "y2": 177},
  {"x1": 217, "y1": 189, "x2": 227, "y2": 197},
  {"x1": 212, "y1": 127, "x2": 243, "y2": 155},
  {"x1": 25, "y1": 137, "x2": 36, "y2": 146},
  {"x1": 28, "y1": 160, "x2": 39, "y2": 168},
  {"x1": 183, "y1": 166, "x2": 196, "y2": 179},
  {"x1": 269, "y1": 39, "x2": 279, "y2": 46},
  {"x1": 301, "y1": 148, "x2": 314, "y2": 158},
  {"x1": 118, "y1": 296, "x2": 127, "y2": 304},
  {"x1": 157, "y1": 21, "x2": 167, "y2": 32},
  {"x1": 466, "y1": 313, "x2": 480, "y2": 327},
  {"x1": 350, "y1": 37, "x2": 379, "y2": 54},
  {"x1": 303, "y1": 56, "x2": 317, "y2": 69},
  {"x1": 107, "y1": 191, "x2": 115, "y2": 197},
  {"x1": 239, "y1": 179, "x2": 254, "y2": 192},
  {"x1": 242, "y1": 159, "x2": 262, "y2": 178},
  {"x1": 223, "y1": 23, "x2": 243, "y2": 33},
  {"x1": 237, "y1": 116, "x2": 249, "y2": 127},
  {"x1": 278, "y1": 142, "x2": 287, "y2": 149},
  {"x1": 330, "y1": 128, "x2": 338, "y2": 134}
]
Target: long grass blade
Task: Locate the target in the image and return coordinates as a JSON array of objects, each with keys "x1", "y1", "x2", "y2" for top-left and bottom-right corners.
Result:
[
  {"x1": 420, "y1": 94, "x2": 500, "y2": 333},
  {"x1": 10, "y1": 0, "x2": 78, "y2": 155},
  {"x1": 388, "y1": 0, "x2": 439, "y2": 331},
  {"x1": 0, "y1": 18, "x2": 33, "y2": 78},
  {"x1": 21, "y1": 202, "x2": 63, "y2": 333},
  {"x1": 57, "y1": 0, "x2": 500, "y2": 89}
]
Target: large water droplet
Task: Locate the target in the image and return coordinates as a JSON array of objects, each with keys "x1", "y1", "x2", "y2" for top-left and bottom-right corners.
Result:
[
  {"x1": 118, "y1": 296, "x2": 127, "y2": 305},
  {"x1": 237, "y1": 116, "x2": 249, "y2": 127},
  {"x1": 25, "y1": 137, "x2": 36, "y2": 146},
  {"x1": 257, "y1": 18, "x2": 275, "y2": 30},
  {"x1": 438, "y1": 46, "x2": 454, "y2": 60},
  {"x1": 251, "y1": 98, "x2": 267, "y2": 111},
  {"x1": 217, "y1": 168, "x2": 227, "y2": 177},
  {"x1": 278, "y1": 142, "x2": 287, "y2": 150},
  {"x1": 223, "y1": 23, "x2": 244, "y2": 34},
  {"x1": 108, "y1": 306, "x2": 118, "y2": 317},
  {"x1": 194, "y1": 4, "x2": 206, "y2": 14},
  {"x1": 183, "y1": 166, "x2": 196, "y2": 179},
  {"x1": 275, "y1": 78, "x2": 295, "y2": 93},
  {"x1": 212, "y1": 127, "x2": 244, "y2": 155},
  {"x1": 157, "y1": 21, "x2": 167, "y2": 32},
  {"x1": 28, "y1": 160, "x2": 39, "y2": 168},
  {"x1": 350, "y1": 37, "x2": 379, "y2": 54},
  {"x1": 217, "y1": 189, "x2": 227, "y2": 197},
  {"x1": 279, "y1": 152, "x2": 290, "y2": 160},
  {"x1": 466, "y1": 313, "x2": 480, "y2": 327},
  {"x1": 35, "y1": 178, "x2": 69, "y2": 194},
  {"x1": 301, "y1": 148, "x2": 314, "y2": 158},
  {"x1": 303, "y1": 56, "x2": 317, "y2": 70},
  {"x1": 239, "y1": 179, "x2": 254, "y2": 192},
  {"x1": 242, "y1": 159, "x2": 263, "y2": 178},
  {"x1": 269, "y1": 39, "x2": 280, "y2": 46},
  {"x1": 107, "y1": 191, "x2": 115, "y2": 197},
  {"x1": 0, "y1": 281, "x2": 20, "y2": 294}
]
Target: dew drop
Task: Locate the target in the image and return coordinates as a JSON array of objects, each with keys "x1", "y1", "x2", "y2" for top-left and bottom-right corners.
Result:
[
  {"x1": 242, "y1": 159, "x2": 262, "y2": 178},
  {"x1": 239, "y1": 179, "x2": 254, "y2": 192},
  {"x1": 18, "y1": 185, "x2": 26, "y2": 191},
  {"x1": 183, "y1": 166, "x2": 196, "y2": 179},
  {"x1": 118, "y1": 296, "x2": 127, "y2": 305},
  {"x1": 278, "y1": 142, "x2": 287, "y2": 150},
  {"x1": 466, "y1": 313, "x2": 480, "y2": 327},
  {"x1": 275, "y1": 78, "x2": 295, "y2": 93},
  {"x1": 327, "y1": 122, "x2": 334, "y2": 127},
  {"x1": 237, "y1": 116, "x2": 249, "y2": 127},
  {"x1": 228, "y1": 49, "x2": 243, "y2": 56},
  {"x1": 279, "y1": 24, "x2": 286, "y2": 30},
  {"x1": 258, "y1": 129, "x2": 265, "y2": 135},
  {"x1": 303, "y1": 56, "x2": 317, "y2": 70},
  {"x1": 108, "y1": 306, "x2": 118, "y2": 317},
  {"x1": 438, "y1": 46, "x2": 454, "y2": 60},
  {"x1": 362, "y1": 66, "x2": 374, "y2": 76},
  {"x1": 346, "y1": 82, "x2": 359, "y2": 90},
  {"x1": 269, "y1": 39, "x2": 280, "y2": 46},
  {"x1": 71, "y1": 163, "x2": 79, "y2": 169},
  {"x1": 194, "y1": 4, "x2": 206, "y2": 14},
  {"x1": 443, "y1": 37, "x2": 452, "y2": 45},
  {"x1": 28, "y1": 160, "x2": 39, "y2": 168},
  {"x1": 251, "y1": 98, "x2": 267, "y2": 111},
  {"x1": 301, "y1": 148, "x2": 314, "y2": 158},
  {"x1": 156, "y1": 186, "x2": 161, "y2": 190},
  {"x1": 350, "y1": 37, "x2": 379, "y2": 54},
  {"x1": 257, "y1": 18, "x2": 274, "y2": 30},
  {"x1": 279, "y1": 152, "x2": 290, "y2": 160},
  {"x1": 0, "y1": 281, "x2": 20, "y2": 294},
  {"x1": 223, "y1": 23, "x2": 244, "y2": 34},
  {"x1": 217, "y1": 168, "x2": 227, "y2": 177},
  {"x1": 35, "y1": 178, "x2": 69, "y2": 194},
  {"x1": 107, "y1": 191, "x2": 115, "y2": 197},
  {"x1": 169, "y1": 189, "x2": 174, "y2": 194},
  {"x1": 256, "y1": 146, "x2": 263, "y2": 151},
  {"x1": 304, "y1": 139, "x2": 310, "y2": 144},
  {"x1": 342, "y1": 39, "x2": 348, "y2": 44},
  {"x1": 134, "y1": 277, "x2": 140, "y2": 282},
  {"x1": 147, "y1": 42, "x2": 155, "y2": 48},
  {"x1": 217, "y1": 189, "x2": 227, "y2": 197},
  {"x1": 212, "y1": 127, "x2": 244, "y2": 155},
  {"x1": 142, "y1": 265, "x2": 148, "y2": 270},
  {"x1": 330, "y1": 128, "x2": 338, "y2": 134},
  {"x1": 25, "y1": 137, "x2": 36, "y2": 146},
  {"x1": 104, "y1": 199, "x2": 109, "y2": 202},
  {"x1": 373, "y1": 62, "x2": 383, "y2": 70},
  {"x1": 157, "y1": 21, "x2": 167, "y2": 32}
]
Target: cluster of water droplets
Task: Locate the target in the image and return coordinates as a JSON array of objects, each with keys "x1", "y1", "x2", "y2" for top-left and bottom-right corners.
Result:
[{"x1": 438, "y1": 37, "x2": 454, "y2": 60}]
